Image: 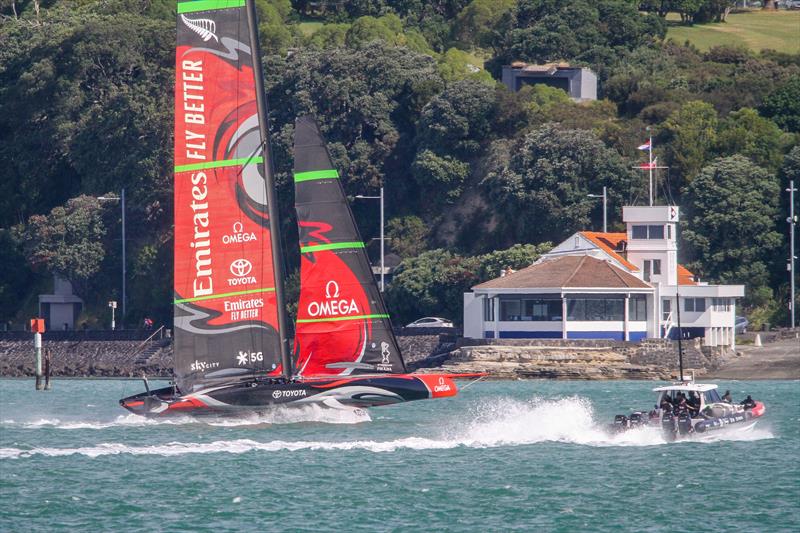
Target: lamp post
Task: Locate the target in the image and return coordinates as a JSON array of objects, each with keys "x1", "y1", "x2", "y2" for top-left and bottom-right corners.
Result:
[
  {"x1": 788, "y1": 180, "x2": 797, "y2": 329},
  {"x1": 98, "y1": 189, "x2": 126, "y2": 327},
  {"x1": 354, "y1": 187, "x2": 385, "y2": 292},
  {"x1": 588, "y1": 186, "x2": 607, "y2": 233},
  {"x1": 108, "y1": 300, "x2": 117, "y2": 331}
]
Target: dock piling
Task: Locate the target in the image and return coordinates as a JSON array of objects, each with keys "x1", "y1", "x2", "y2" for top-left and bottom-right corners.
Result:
[{"x1": 34, "y1": 331, "x2": 43, "y2": 390}]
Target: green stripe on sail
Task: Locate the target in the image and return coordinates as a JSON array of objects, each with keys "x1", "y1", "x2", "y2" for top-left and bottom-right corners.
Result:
[
  {"x1": 174, "y1": 287, "x2": 275, "y2": 304},
  {"x1": 300, "y1": 241, "x2": 364, "y2": 254},
  {"x1": 293, "y1": 169, "x2": 339, "y2": 182},
  {"x1": 177, "y1": 0, "x2": 245, "y2": 14},
  {"x1": 296, "y1": 313, "x2": 390, "y2": 324},
  {"x1": 175, "y1": 157, "x2": 262, "y2": 173}
]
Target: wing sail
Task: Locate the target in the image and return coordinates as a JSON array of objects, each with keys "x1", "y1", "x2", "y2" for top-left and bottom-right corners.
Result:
[
  {"x1": 292, "y1": 116, "x2": 406, "y2": 377},
  {"x1": 173, "y1": 0, "x2": 282, "y2": 392}
]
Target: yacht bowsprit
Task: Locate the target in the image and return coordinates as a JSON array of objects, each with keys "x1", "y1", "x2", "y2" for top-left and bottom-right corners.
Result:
[
  {"x1": 610, "y1": 382, "x2": 766, "y2": 440},
  {"x1": 120, "y1": 0, "x2": 481, "y2": 417}
]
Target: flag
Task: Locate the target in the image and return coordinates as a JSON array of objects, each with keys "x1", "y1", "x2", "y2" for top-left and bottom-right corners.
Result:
[
  {"x1": 637, "y1": 141, "x2": 651, "y2": 151},
  {"x1": 639, "y1": 158, "x2": 658, "y2": 170}
]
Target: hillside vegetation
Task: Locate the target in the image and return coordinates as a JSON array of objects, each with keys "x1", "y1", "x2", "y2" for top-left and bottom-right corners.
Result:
[{"x1": 1, "y1": 0, "x2": 798, "y2": 330}]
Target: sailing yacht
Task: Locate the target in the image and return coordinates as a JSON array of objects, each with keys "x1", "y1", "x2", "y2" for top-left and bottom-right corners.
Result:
[{"x1": 120, "y1": 0, "x2": 478, "y2": 416}]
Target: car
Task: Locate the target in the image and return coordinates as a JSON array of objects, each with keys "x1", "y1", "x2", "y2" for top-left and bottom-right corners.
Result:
[
  {"x1": 405, "y1": 317, "x2": 454, "y2": 328},
  {"x1": 735, "y1": 316, "x2": 749, "y2": 334}
]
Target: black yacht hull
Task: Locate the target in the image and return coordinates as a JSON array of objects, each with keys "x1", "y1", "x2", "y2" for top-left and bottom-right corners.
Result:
[{"x1": 120, "y1": 373, "x2": 468, "y2": 417}]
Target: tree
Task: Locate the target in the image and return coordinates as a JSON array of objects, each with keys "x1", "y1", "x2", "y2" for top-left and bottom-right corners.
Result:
[
  {"x1": 662, "y1": 100, "x2": 718, "y2": 185},
  {"x1": 386, "y1": 215, "x2": 430, "y2": 258},
  {"x1": 386, "y1": 249, "x2": 480, "y2": 324},
  {"x1": 716, "y1": 108, "x2": 785, "y2": 172},
  {"x1": 476, "y1": 243, "x2": 553, "y2": 279},
  {"x1": 267, "y1": 44, "x2": 444, "y2": 194},
  {"x1": 305, "y1": 23, "x2": 350, "y2": 49},
  {"x1": 487, "y1": 0, "x2": 664, "y2": 76},
  {"x1": 482, "y1": 124, "x2": 640, "y2": 244},
  {"x1": 11, "y1": 195, "x2": 107, "y2": 294},
  {"x1": 386, "y1": 243, "x2": 551, "y2": 324},
  {"x1": 682, "y1": 156, "x2": 782, "y2": 293},
  {"x1": 454, "y1": 0, "x2": 515, "y2": 48},
  {"x1": 0, "y1": 6, "x2": 174, "y2": 226},
  {"x1": 344, "y1": 13, "x2": 433, "y2": 54},
  {"x1": 411, "y1": 150, "x2": 471, "y2": 203},
  {"x1": 417, "y1": 78, "x2": 497, "y2": 158},
  {"x1": 760, "y1": 76, "x2": 800, "y2": 133}
]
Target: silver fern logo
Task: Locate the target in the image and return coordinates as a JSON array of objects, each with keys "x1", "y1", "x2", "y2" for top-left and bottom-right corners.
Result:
[{"x1": 181, "y1": 14, "x2": 218, "y2": 42}]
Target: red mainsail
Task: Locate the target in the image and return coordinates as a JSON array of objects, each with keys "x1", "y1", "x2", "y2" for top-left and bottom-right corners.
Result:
[
  {"x1": 292, "y1": 116, "x2": 406, "y2": 377},
  {"x1": 173, "y1": 0, "x2": 281, "y2": 392}
]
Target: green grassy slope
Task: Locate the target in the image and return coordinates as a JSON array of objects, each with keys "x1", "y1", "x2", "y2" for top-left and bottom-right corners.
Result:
[{"x1": 666, "y1": 10, "x2": 800, "y2": 53}]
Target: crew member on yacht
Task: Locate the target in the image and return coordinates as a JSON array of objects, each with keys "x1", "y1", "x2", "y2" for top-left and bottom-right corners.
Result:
[
  {"x1": 741, "y1": 395, "x2": 756, "y2": 409},
  {"x1": 722, "y1": 390, "x2": 732, "y2": 403}
]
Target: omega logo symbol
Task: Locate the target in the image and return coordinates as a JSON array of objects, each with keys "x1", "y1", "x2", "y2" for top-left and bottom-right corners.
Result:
[
  {"x1": 325, "y1": 280, "x2": 340, "y2": 299},
  {"x1": 232, "y1": 221, "x2": 244, "y2": 233},
  {"x1": 230, "y1": 258, "x2": 253, "y2": 277}
]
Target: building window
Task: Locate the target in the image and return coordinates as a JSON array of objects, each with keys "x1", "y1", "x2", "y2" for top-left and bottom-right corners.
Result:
[
  {"x1": 648, "y1": 225, "x2": 664, "y2": 239},
  {"x1": 684, "y1": 298, "x2": 706, "y2": 312},
  {"x1": 662, "y1": 299, "x2": 671, "y2": 321},
  {"x1": 483, "y1": 297, "x2": 495, "y2": 321},
  {"x1": 499, "y1": 297, "x2": 561, "y2": 321},
  {"x1": 574, "y1": 236, "x2": 580, "y2": 248},
  {"x1": 628, "y1": 295, "x2": 647, "y2": 321},
  {"x1": 632, "y1": 225, "x2": 648, "y2": 239},
  {"x1": 567, "y1": 297, "x2": 625, "y2": 321},
  {"x1": 500, "y1": 299, "x2": 521, "y2": 321},
  {"x1": 652, "y1": 259, "x2": 661, "y2": 275},
  {"x1": 643, "y1": 260, "x2": 651, "y2": 282},
  {"x1": 632, "y1": 225, "x2": 665, "y2": 239},
  {"x1": 712, "y1": 298, "x2": 730, "y2": 312},
  {"x1": 667, "y1": 224, "x2": 672, "y2": 240}
]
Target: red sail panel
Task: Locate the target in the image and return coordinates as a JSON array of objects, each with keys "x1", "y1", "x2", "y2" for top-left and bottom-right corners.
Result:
[
  {"x1": 292, "y1": 116, "x2": 406, "y2": 377},
  {"x1": 173, "y1": 0, "x2": 281, "y2": 392}
]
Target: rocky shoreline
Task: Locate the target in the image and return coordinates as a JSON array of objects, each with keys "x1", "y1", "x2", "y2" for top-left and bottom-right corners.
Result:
[{"x1": 2, "y1": 332, "x2": 796, "y2": 380}]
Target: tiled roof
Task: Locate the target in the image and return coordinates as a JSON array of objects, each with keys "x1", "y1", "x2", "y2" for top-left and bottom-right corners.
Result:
[
  {"x1": 579, "y1": 231, "x2": 638, "y2": 272},
  {"x1": 473, "y1": 255, "x2": 651, "y2": 290},
  {"x1": 678, "y1": 264, "x2": 697, "y2": 286}
]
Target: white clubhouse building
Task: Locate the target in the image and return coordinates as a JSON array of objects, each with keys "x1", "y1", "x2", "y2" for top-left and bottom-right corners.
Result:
[{"x1": 463, "y1": 206, "x2": 744, "y2": 347}]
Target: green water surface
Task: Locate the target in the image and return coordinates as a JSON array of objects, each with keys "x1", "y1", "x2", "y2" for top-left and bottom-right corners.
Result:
[{"x1": 1, "y1": 379, "x2": 798, "y2": 532}]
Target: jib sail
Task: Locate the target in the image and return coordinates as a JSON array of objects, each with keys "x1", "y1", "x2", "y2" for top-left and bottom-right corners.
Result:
[
  {"x1": 292, "y1": 116, "x2": 406, "y2": 376},
  {"x1": 173, "y1": 0, "x2": 282, "y2": 392}
]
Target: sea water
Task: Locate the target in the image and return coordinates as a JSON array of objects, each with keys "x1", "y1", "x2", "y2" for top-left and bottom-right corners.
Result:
[{"x1": 0, "y1": 379, "x2": 797, "y2": 532}]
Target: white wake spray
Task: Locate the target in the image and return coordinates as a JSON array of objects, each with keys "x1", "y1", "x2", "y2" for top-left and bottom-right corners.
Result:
[
  {"x1": 0, "y1": 396, "x2": 774, "y2": 459},
  {"x1": 0, "y1": 403, "x2": 370, "y2": 431}
]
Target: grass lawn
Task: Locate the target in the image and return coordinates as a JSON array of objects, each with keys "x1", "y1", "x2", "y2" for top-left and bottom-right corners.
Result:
[
  {"x1": 297, "y1": 21, "x2": 324, "y2": 37},
  {"x1": 666, "y1": 10, "x2": 800, "y2": 53}
]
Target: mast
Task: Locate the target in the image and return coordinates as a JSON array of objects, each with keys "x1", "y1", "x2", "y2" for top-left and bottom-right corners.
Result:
[{"x1": 245, "y1": 0, "x2": 292, "y2": 379}]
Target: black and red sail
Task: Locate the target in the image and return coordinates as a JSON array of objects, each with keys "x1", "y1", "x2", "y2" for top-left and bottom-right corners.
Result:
[
  {"x1": 292, "y1": 116, "x2": 406, "y2": 377},
  {"x1": 173, "y1": 0, "x2": 282, "y2": 392}
]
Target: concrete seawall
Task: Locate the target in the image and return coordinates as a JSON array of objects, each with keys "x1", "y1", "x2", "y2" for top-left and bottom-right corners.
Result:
[
  {"x1": 0, "y1": 335, "x2": 452, "y2": 378},
  {"x1": 1, "y1": 333, "x2": 752, "y2": 380}
]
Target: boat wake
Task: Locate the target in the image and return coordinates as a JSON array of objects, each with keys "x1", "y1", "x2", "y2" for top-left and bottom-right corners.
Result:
[
  {"x1": 0, "y1": 397, "x2": 774, "y2": 459},
  {"x1": 0, "y1": 404, "x2": 370, "y2": 431}
]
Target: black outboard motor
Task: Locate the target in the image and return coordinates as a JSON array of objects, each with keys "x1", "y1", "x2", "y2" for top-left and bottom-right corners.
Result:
[
  {"x1": 661, "y1": 411, "x2": 677, "y2": 438},
  {"x1": 629, "y1": 412, "x2": 647, "y2": 428},
  {"x1": 677, "y1": 411, "x2": 693, "y2": 435},
  {"x1": 613, "y1": 414, "x2": 629, "y2": 432}
]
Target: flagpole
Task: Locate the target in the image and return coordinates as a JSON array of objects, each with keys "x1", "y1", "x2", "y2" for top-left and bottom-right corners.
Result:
[{"x1": 648, "y1": 133, "x2": 653, "y2": 206}]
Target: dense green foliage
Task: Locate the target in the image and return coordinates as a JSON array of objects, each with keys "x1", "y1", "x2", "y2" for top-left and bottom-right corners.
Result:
[
  {"x1": 1, "y1": 0, "x2": 797, "y2": 328},
  {"x1": 682, "y1": 156, "x2": 782, "y2": 289}
]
